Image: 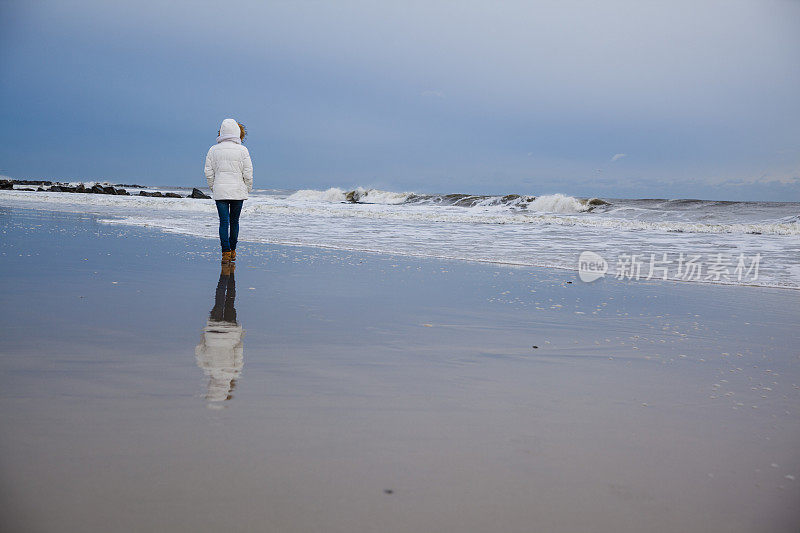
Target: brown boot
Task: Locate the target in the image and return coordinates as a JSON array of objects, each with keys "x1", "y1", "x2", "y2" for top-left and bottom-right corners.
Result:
[
  {"x1": 221, "y1": 251, "x2": 232, "y2": 264},
  {"x1": 230, "y1": 250, "x2": 237, "y2": 261}
]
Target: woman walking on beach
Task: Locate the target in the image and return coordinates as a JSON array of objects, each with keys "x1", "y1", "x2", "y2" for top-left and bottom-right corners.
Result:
[{"x1": 204, "y1": 118, "x2": 253, "y2": 263}]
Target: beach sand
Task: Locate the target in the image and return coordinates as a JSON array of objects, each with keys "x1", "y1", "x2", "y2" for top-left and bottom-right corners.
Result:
[{"x1": 1, "y1": 207, "x2": 798, "y2": 532}]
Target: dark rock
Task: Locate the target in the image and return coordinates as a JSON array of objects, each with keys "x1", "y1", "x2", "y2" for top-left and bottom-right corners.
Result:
[
  {"x1": 75, "y1": 184, "x2": 86, "y2": 193},
  {"x1": 14, "y1": 179, "x2": 52, "y2": 186},
  {"x1": 61, "y1": 186, "x2": 77, "y2": 193},
  {"x1": 0, "y1": 180, "x2": 13, "y2": 190},
  {"x1": 165, "y1": 192, "x2": 182, "y2": 198},
  {"x1": 37, "y1": 187, "x2": 45, "y2": 191},
  {"x1": 532, "y1": 345, "x2": 539, "y2": 349},
  {"x1": 102, "y1": 186, "x2": 117, "y2": 195},
  {"x1": 90, "y1": 184, "x2": 105, "y2": 194},
  {"x1": 18, "y1": 188, "x2": 35, "y2": 191},
  {"x1": 115, "y1": 188, "x2": 129, "y2": 195},
  {"x1": 587, "y1": 198, "x2": 610, "y2": 206},
  {"x1": 190, "y1": 188, "x2": 211, "y2": 199},
  {"x1": 50, "y1": 185, "x2": 63, "y2": 192},
  {"x1": 139, "y1": 191, "x2": 164, "y2": 197}
]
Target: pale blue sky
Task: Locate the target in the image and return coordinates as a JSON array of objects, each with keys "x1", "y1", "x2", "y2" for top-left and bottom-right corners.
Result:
[{"x1": 1, "y1": 0, "x2": 798, "y2": 200}]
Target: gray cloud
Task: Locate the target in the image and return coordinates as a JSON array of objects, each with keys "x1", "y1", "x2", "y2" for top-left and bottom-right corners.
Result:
[{"x1": 0, "y1": 0, "x2": 798, "y2": 200}]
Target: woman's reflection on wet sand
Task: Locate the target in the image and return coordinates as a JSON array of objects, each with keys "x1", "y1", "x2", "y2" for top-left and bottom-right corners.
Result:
[{"x1": 195, "y1": 263, "x2": 244, "y2": 407}]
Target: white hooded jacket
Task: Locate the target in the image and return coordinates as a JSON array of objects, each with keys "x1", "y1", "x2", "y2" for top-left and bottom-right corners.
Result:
[{"x1": 204, "y1": 118, "x2": 254, "y2": 200}]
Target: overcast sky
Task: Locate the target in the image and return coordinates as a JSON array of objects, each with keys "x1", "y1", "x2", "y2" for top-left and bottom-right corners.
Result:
[{"x1": 1, "y1": 0, "x2": 798, "y2": 200}]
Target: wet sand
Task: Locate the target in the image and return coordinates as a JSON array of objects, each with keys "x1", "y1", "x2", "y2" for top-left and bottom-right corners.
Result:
[{"x1": 1, "y1": 207, "x2": 799, "y2": 532}]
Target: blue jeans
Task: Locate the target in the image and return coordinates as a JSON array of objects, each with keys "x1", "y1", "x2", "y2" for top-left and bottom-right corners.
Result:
[{"x1": 215, "y1": 200, "x2": 243, "y2": 252}]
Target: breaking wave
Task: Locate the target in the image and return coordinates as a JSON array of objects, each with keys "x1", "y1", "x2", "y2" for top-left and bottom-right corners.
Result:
[
  {"x1": 288, "y1": 187, "x2": 410, "y2": 205},
  {"x1": 288, "y1": 187, "x2": 607, "y2": 214},
  {"x1": 1, "y1": 184, "x2": 798, "y2": 288}
]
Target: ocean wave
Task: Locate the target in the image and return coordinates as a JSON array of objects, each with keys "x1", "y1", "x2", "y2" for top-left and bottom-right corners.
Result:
[
  {"x1": 288, "y1": 187, "x2": 412, "y2": 205},
  {"x1": 2, "y1": 188, "x2": 798, "y2": 236},
  {"x1": 3, "y1": 187, "x2": 798, "y2": 289},
  {"x1": 246, "y1": 202, "x2": 800, "y2": 235},
  {"x1": 287, "y1": 187, "x2": 606, "y2": 213}
]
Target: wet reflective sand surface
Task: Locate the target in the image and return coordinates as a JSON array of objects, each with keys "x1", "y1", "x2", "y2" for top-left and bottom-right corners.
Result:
[{"x1": 1, "y1": 208, "x2": 798, "y2": 532}]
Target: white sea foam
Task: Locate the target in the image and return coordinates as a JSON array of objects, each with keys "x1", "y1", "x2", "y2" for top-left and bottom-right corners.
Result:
[
  {"x1": 527, "y1": 194, "x2": 590, "y2": 213},
  {"x1": 288, "y1": 187, "x2": 349, "y2": 203},
  {"x1": 2, "y1": 187, "x2": 798, "y2": 288},
  {"x1": 288, "y1": 187, "x2": 411, "y2": 204}
]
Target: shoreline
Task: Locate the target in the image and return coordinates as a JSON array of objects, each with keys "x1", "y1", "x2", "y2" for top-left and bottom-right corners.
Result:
[{"x1": 4, "y1": 199, "x2": 798, "y2": 292}]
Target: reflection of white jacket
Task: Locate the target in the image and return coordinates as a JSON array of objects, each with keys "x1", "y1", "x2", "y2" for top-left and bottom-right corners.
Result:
[
  {"x1": 195, "y1": 320, "x2": 244, "y2": 403},
  {"x1": 204, "y1": 118, "x2": 253, "y2": 200}
]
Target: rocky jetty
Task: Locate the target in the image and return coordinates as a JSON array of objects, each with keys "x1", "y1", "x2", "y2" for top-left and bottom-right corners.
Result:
[
  {"x1": 47, "y1": 183, "x2": 129, "y2": 195},
  {"x1": 0, "y1": 179, "x2": 211, "y2": 199}
]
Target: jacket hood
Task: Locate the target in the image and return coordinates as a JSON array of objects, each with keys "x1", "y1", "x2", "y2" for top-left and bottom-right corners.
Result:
[{"x1": 217, "y1": 118, "x2": 241, "y2": 144}]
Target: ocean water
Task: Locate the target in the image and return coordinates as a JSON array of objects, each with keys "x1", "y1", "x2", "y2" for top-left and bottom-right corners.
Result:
[{"x1": 2, "y1": 185, "x2": 799, "y2": 288}]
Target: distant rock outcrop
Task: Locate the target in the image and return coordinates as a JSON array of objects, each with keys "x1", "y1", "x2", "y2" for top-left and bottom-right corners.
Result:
[
  {"x1": 190, "y1": 188, "x2": 211, "y2": 199},
  {"x1": 0, "y1": 180, "x2": 13, "y2": 190}
]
